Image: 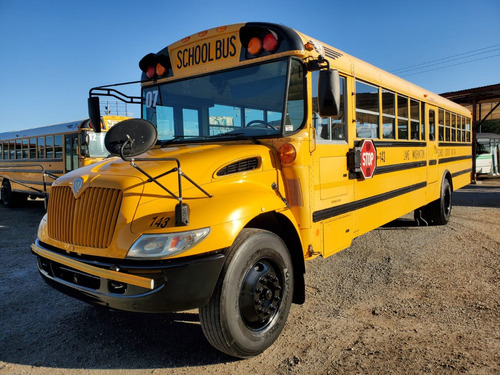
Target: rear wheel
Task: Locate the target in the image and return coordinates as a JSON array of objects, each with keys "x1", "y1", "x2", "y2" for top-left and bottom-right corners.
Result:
[
  {"x1": 199, "y1": 228, "x2": 294, "y2": 358},
  {"x1": 429, "y1": 178, "x2": 452, "y2": 225}
]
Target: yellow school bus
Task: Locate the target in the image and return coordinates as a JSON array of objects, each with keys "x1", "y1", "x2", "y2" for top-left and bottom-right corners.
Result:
[
  {"x1": 0, "y1": 116, "x2": 129, "y2": 207},
  {"x1": 31, "y1": 22, "x2": 472, "y2": 358}
]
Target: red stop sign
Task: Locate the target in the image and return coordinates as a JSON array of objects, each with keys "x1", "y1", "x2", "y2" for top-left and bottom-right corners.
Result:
[{"x1": 359, "y1": 140, "x2": 377, "y2": 179}]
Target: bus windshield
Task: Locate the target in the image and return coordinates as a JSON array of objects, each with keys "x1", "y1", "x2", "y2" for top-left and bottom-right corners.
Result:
[
  {"x1": 142, "y1": 58, "x2": 305, "y2": 142},
  {"x1": 477, "y1": 139, "x2": 491, "y2": 155}
]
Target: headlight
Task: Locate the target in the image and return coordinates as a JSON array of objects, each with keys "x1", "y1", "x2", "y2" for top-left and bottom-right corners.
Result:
[{"x1": 127, "y1": 227, "x2": 210, "y2": 259}]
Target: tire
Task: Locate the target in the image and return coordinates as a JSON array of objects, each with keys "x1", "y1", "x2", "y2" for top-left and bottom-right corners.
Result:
[
  {"x1": 1, "y1": 180, "x2": 27, "y2": 208},
  {"x1": 429, "y1": 178, "x2": 452, "y2": 225},
  {"x1": 199, "y1": 228, "x2": 294, "y2": 358}
]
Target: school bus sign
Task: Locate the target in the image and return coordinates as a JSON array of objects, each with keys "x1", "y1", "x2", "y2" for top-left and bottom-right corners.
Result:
[{"x1": 359, "y1": 139, "x2": 376, "y2": 179}]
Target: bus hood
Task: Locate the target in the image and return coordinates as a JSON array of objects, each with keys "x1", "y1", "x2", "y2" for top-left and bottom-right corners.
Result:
[{"x1": 44, "y1": 142, "x2": 286, "y2": 259}]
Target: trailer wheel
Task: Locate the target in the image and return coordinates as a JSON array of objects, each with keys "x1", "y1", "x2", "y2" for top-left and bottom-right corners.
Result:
[
  {"x1": 199, "y1": 228, "x2": 294, "y2": 358},
  {"x1": 429, "y1": 178, "x2": 452, "y2": 225}
]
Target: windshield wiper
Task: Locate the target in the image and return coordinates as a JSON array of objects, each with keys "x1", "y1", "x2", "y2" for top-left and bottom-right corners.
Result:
[
  {"x1": 209, "y1": 132, "x2": 259, "y2": 144},
  {"x1": 160, "y1": 135, "x2": 205, "y2": 146}
]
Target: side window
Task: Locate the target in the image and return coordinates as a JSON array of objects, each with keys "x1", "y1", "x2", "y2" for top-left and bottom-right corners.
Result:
[
  {"x1": 38, "y1": 137, "x2": 45, "y2": 158},
  {"x1": 451, "y1": 113, "x2": 457, "y2": 142},
  {"x1": 420, "y1": 102, "x2": 426, "y2": 141},
  {"x1": 356, "y1": 81, "x2": 379, "y2": 138},
  {"x1": 438, "y1": 109, "x2": 445, "y2": 141},
  {"x1": 312, "y1": 73, "x2": 346, "y2": 142},
  {"x1": 382, "y1": 90, "x2": 395, "y2": 139},
  {"x1": 410, "y1": 99, "x2": 420, "y2": 140},
  {"x1": 465, "y1": 118, "x2": 471, "y2": 142},
  {"x1": 16, "y1": 140, "x2": 22, "y2": 159},
  {"x1": 54, "y1": 135, "x2": 63, "y2": 159},
  {"x1": 445, "y1": 111, "x2": 451, "y2": 141},
  {"x1": 397, "y1": 95, "x2": 408, "y2": 140},
  {"x1": 46, "y1": 136, "x2": 54, "y2": 158},
  {"x1": 429, "y1": 109, "x2": 436, "y2": 141},
  {"x1": 9, "y1": 141, "x2": 15, "y2": 159},
  {"x1": 22, "y1": 139, "x2": 29, "y2": 158},
  {"x1": 30, "y1": 138, "x2": 36, "y2": 158}
]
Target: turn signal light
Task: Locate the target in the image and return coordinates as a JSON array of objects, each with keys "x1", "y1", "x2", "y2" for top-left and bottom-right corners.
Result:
[{"x1": 278, "y1": 143, "x2": 296, "y2": 164}]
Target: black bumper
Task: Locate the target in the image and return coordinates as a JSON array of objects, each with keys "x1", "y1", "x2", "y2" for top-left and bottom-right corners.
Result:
[{"x1": 34, "y1": 240, "x2": 226, "y2": 313}]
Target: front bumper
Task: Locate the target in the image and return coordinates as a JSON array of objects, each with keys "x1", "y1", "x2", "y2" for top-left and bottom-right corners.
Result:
[{"x1": 32, "y1": 239, "x2": 225, "y2": 312}]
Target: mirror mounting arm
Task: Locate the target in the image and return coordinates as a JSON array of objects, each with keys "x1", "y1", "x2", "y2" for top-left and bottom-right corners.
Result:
[
  {"x1": 120, "y1": 141, "x2": 212, "y2": 227},
  {"x1": 306, "y1": 56, "x2": 330, "y2": 72}
]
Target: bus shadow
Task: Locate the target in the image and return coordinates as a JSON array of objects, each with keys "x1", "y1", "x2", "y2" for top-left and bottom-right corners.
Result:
[
  {"x1": 453, "y1": 182, "x2": 500, "y2": 208},
  {"x1": 380, "y1": 217, "x2": 419, "y2": 229},
  {"x1": 1, "y1": 305, "x2": 237, "y2": 370}
]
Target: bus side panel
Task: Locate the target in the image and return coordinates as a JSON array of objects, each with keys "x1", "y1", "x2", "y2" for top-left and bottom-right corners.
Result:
[{"x1": 348, "y1": 139, "x2": 429, "y2": 236}]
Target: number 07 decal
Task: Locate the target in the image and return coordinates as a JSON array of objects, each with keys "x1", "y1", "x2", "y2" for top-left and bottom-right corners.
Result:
[{"x1": 145, "y1": 90, "x2": 159, "y2": 108}]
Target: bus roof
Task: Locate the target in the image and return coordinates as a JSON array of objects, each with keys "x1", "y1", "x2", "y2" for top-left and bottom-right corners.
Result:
[
  {"x1": 140, "y1": 22, "x2": 471, "y2": 118},
  {"x1": 292, "y1": 29, "x2": 472, "y2": 117},
  {"x1": 0, "y1": 120, "x2": 86, "y2": 141},
  {"x1": 477, "y1": 132, "x2": 500, "y2": 140}
]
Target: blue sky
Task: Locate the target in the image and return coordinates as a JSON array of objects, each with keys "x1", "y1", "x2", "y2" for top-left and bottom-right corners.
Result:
[{"x1": 0, "y1": 0, "x2": 499, "y2": 133}]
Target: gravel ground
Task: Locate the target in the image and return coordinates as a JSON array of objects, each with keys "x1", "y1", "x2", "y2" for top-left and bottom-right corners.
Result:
[{"x1": 0, "y1": 178, "x2": 499, "y2": 374}]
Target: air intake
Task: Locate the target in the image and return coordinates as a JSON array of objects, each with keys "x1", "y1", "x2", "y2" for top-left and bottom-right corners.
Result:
[{"x1": 217, "y1": 158, "x2": 259, "y2": 176}]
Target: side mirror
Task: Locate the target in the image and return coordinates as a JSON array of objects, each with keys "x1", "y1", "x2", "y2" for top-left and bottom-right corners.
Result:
[
  {"x1": 88, "y1": 97, "x2": 102, "y2": 133},
  {"x1": 318, "y1": 69, "x2": 340, "y2": 117},
  {"x1": 104, "y1": 118, "x2": 158, "y2": 158}
]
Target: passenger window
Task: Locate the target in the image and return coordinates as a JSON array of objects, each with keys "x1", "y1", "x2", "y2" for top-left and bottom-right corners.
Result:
[
  {"x1": 429, "y1": 109, "x2": 436, "y2": 141},
  {"x1": 397, "y1": 95, "x2": 408, "y2": 140},
  {"x1": 445, "y1": 111, "x2": 451, "y2": 142},
  {"x1": 420, "y1": 103, "x2": 426, "y2": 141},
  {"x1": 438, "y1": 109, "x2": 445, "y2": 141},
  {"x1": 382, "y1": 90, "x2": 395, "y2": 139},
  {"x1": 356, "y1": 81, "x2": 379, "y2": 138},
  {"x1": 410, "y1": 99, "x2": 420, "y2": 140}
]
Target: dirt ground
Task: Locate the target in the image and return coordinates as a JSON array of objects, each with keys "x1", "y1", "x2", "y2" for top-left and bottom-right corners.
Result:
[{"x1": 0, "y1": 178, "x2": 499, "y2": 375}]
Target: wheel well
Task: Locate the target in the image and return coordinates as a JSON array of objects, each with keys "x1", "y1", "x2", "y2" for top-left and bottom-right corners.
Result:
[
  {"x1": 245, "y1": 212, "x2": 306, "y2": 304},
  {"x1": 443, "y1": 170, "x2": 453, "y2": 191}
]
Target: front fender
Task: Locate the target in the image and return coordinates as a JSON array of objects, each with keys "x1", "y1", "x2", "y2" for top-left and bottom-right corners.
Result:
[{"x1": 131, "y1": 176, "x2": 292, "y2": 259}]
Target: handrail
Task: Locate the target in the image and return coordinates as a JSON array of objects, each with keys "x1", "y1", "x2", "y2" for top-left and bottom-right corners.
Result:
[
  {"x1": 0, "y1": 163, "x2": 57, "y2": 209},
  {"x1": 118, "y1": 139, "x2": 212, "y2": 226}
]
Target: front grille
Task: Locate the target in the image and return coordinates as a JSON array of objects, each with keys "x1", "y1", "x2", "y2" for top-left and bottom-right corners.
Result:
[{"x1": 48, "y1": 186, "x2": 123, "y2": 248}]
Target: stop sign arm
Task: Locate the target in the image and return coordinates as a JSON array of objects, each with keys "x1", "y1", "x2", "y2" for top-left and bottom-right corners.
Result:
[{"x1": 349, "y1": 139, "x2": 377, "y2": 179}]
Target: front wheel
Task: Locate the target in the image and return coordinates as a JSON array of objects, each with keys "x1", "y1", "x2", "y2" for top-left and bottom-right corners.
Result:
[{"x1": 199, "y1": 228, "x2": 294, "y2": 358}]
